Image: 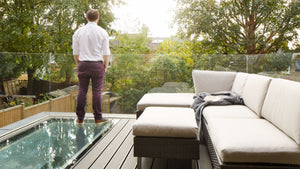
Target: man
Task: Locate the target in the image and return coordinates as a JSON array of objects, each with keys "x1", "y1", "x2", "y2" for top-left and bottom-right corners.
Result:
[{"x1": 72, "y1": 9, "x2": 110, "y2": 124}]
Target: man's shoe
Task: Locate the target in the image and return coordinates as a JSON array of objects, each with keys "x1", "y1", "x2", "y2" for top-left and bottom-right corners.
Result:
[
  {"x1": 95, "y1": 118, "x2": 108, "y2": 124},
  {"x1": 76, "y1": 120, "x2": 84, "y2": 124}
]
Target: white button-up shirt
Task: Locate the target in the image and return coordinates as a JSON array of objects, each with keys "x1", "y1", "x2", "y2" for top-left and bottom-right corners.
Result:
[{"x1": 72, "y1": 22, "x2": 110, "y2": 62}]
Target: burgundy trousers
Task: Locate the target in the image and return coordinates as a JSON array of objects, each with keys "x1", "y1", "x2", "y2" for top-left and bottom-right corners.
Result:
[{"x1": 76, "y1": 61, "x2": 105, "y2": 121}]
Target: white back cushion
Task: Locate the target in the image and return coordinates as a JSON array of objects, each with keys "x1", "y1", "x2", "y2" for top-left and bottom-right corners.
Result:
[
  {"x1": 192, "y1": 70, "x2": 236, "y2": 94},
  {"x1": 242, "y1": 74, "x2": 271, "y2": 116},
  {"x1": 231, "y1": 72, "x2": 249, "y2": 96},
  {"x1": 262, "y1": 78, "x2": 300, "y2": 144}
]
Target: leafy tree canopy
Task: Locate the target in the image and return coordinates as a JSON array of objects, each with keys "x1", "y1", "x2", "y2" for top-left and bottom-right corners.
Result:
[
  {"x1": 175, "y1": 0, "x2": 300, "y2": 54},
  {"x1": 156, "y1": 39, "x2": 194, "y2": 66},
  {"x1": 112, "y1": 25, "x2": 152, "y2": 54},
  {"x1": 0, "y1": 0, "x2": 117, "y2": 53},
  {"x1": 0, "y1": 0, "x2": 118, "y2": 85}
]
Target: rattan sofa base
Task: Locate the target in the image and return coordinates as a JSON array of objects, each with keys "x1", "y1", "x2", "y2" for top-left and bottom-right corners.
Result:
[
  {"x1": 134, "y1": 136, "x2": 199, "y2": 169},
  {"x1": 203, "y1": 122, "x2": 300, "y2": 169}
]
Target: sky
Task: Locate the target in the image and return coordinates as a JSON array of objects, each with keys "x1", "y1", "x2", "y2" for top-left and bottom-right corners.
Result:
[{"x1": 111, "y1": 0, "x2": 177, "y2": 37}]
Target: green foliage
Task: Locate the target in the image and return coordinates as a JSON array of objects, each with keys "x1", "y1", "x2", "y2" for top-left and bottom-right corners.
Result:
[
  {"x1": 0, "y1": 1, "x2": 51, "y2": 93},
  {"x1": 53, "y1": 53, "x2": 76, "y2": 84},
  {"x1": 1, "y1": 96, "x2": 34, "y2": 109},
  {"x1": 0, "y1": 0, "x2": 117, "y2": 86},
  {"x1": 193, "y1": 54, "x2": 247, "y2": 72},
  {"x1": 105, "y1": 53, "x2": 153, "y2": 113},
  {"x1": 247, "y1": 53, "x2": 293, "y2": 73},
  {"x1": 175, "y1": 0, "x2": 300, "y2": 54},
  {"x1": 155, "y1": 39, "x2": 195, "y2": 85},
  {"x1": 36, "y1": 93, "x2": 51, "y2": 104},
  {"x1": 156, "y1": 39, "x2": 194, "y2": 66},
  {"x1": 105, "y1": 52, "x2": 194, "y2": 113},
  {"x1": 149, "y1": 54, "x2": 193, "y2": 85},
  {"x1": 192, "y1": 53, "x2": 292, "y2": 73},
  {"x1": 292, "y1": 40, "x2": 300, "y2": 53},
  {"x1": 0, "y1": 53, "x2": 23, "y2": 81},
  {"x1": 0, "y1": 0, "x2": 50, "y2": 53},
  {"x1": 107, "y1": 36, "x2": 194, "y2": 113},
  {"x1": 112, "y1": 26, "x2": 152, "y2": 54}
]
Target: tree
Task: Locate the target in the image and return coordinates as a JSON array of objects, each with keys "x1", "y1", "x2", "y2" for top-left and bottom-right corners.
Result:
[
  {"x1": 175, "y1": 0, "x2": 300, "y2": 54},
  {"x1": 157, "y1": 39, "x2": 194, "y2": 65},
  {"x1": 0, "y1": 0, "x2": 51, "y2": 94},
  {"x1": 149, "y1": 54, "x2": 192, "y2": 84},
  {"x1": 0, "y1": 53, "x2": 23, "y2": 82},
  {"x1": 112, "y1": 25, "x2": 152, "y2": 54},
  {"x1": 0, "y1": 1, "x2": 50, "y2": 53},
  {"x1": 155, "y1": 39, "x2": 194, "y2": 84},
  {"x1": 0, "y1": 0, "x2": 118, "y2": 92},
  {"x1": 106, "y1": 27, "x2": 154, "y2": 113}
]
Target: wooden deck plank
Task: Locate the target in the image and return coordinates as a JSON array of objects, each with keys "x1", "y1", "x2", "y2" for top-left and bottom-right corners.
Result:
[
  {"x1": 105, "y1": 127, "x2": 134, "y2": 169},
  {"x1": 120, "y1": 146, "x2": 138, "y2": 169},
  {"x1": 89, "y1": 119, "x2": 135, "y2": 169},
  {"x1": 73, "y1": 119, "x2": 129, "y2": 169},
  {"x1": 71, "y1": 114, "x2": 209, "y2": 169}
]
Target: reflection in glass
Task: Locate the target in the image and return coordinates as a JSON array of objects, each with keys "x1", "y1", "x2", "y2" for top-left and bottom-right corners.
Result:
[{"x1": 0, "y1": 118, "x2": 116, "y2": 169}]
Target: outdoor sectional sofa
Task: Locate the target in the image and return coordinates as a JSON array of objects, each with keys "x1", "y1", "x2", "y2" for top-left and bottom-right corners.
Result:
[{"x1": 133, "y1": 70, "x2": 300, "y2": 169}]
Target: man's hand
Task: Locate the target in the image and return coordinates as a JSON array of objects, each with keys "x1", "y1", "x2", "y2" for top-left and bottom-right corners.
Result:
[
  {"x1": 103, "y1": 55, "x2": 110, "y2": 72},
  {"x1": 104, "y1": 65, "x2": 108, "y2": 72},
  {"x1": 74, "y1": 55, "x2": 79, "y2": 65}
]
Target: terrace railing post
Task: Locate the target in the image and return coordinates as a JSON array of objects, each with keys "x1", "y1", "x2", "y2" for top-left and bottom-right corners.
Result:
[
  {"x1": 69, "y1": 94, "x2": 72, "y2": 112},
  {"x1": 21, "y1": 103, "x2": 25, "y2": 119},
  {"x1": 49, "y1": 99, "x2": 52, "y2": 112},
  {"x1": 48, "y1": 53, "x2": 52, "y2": 93}
]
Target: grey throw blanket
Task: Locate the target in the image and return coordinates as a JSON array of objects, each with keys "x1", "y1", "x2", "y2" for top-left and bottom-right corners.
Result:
[{"x1": 191, "y1": 91, "x2": 244, "y2": 135}]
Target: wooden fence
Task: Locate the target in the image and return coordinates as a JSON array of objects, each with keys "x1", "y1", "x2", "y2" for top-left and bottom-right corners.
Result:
[
  {"x1": 0, "y1": 94, "x2": 74, "y2": 128},
  {"x1": 3, "y1": 79, "x2": 27, "y2": 95},
  {"x1": 0, "y1": 91, "x2": 121, "y2": 128}
]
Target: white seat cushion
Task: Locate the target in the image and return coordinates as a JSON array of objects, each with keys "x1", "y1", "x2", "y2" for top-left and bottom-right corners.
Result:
[
  {"x1": 231, "y1": 72, "x2": 249, "y2": 96},
  {"x1": 192, "y1": 70, "x2": 236, "y2": 94},
  {"x1": 262, "y1": 78, "x2": 300, "y2": 144},
  {"x1": 136, "y1": 93, "x2": 195, "y2": 111},
  {"x1": 203, "y1": 105, "x2": 259, "y2": 125},
  {"x1": 208, "y1": 119, "x2": 300, "y2": 165},
  {"x1": 242, "y1": 74, "x2": 271, "y2": 116},
  {"x1": 132, "y1": 107, "x2": 198, "y2": 138}
]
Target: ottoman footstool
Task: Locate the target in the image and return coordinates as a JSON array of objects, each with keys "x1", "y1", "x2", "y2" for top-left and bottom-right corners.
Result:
[
  {"x1": 136, "y1": 93, "x2": 195, "y2": 118},
  {"x1": 132, "y1": 107, "x2": 199, "y2": 169}
]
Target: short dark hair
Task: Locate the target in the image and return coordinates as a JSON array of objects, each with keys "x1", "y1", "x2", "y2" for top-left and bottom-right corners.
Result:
[{"x1": 87, "y1": 9, "x2": 99, "y2": 22}]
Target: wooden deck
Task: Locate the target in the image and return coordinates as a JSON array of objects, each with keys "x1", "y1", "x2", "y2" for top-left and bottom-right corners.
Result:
[{"x1": 72, "y1": 114, "x2": 212, "y2": 169}]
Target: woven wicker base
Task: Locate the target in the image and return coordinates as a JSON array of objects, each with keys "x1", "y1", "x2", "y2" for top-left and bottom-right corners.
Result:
[
  {"x1": 203, "y1": 122, "x2": 300, "y2": 169},
  {"x1": 134, "y1": 136, "x2": 199, "y2": 159},
  {"x1": 134, "y1": 136, "x2": 199, "y2": 169}
]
